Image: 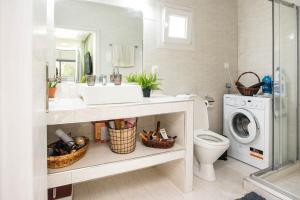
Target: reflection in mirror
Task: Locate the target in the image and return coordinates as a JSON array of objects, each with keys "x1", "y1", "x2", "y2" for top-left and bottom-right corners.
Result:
[
  {"x1": 53, "y1": 0, "x2": 143, "y2": 83},
  {"x1": 55, "y1": 28, "x2": 96, "y2": 82}
]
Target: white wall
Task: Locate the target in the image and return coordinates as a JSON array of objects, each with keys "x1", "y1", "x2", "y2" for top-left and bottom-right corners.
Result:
[
  {"x1": 55, "y1": 0, "x2": 143, "y2": 77},
  {"x1": 54, "y1": 0, "x2": 238, "y2": 133},
  {"x1": 0, "y1": 0, "x2": 48, "y2": 199},
  {"x1": 237, "y1": 0, "x2": 273, "y2": 86},
  {"x1": 56, "y1": 38, "x2": 82, "y2": 50}
]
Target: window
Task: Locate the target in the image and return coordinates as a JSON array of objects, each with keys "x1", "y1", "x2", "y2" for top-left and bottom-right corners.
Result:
[
  {"x1": 160, "y1": 5, "x2": 193, "y2": 49},
  {"x1": 168, "y1": 15, "x2": 188, "y2": 39},
  {"x1": 56, "y1": 60, "x2": 76, "y2": 82},
  {"x1": 56, "y1": 49, "x2": 77, "y2": 82}
]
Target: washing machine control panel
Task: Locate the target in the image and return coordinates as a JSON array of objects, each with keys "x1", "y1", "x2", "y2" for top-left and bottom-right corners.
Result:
[{"x1": 225, "y1": 97, "x2": 265, "y2": 109}]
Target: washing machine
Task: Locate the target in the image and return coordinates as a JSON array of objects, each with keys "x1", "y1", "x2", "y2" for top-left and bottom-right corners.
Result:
[{"x1": 223, "y1": 94, "x2": 272, "y2": 169}]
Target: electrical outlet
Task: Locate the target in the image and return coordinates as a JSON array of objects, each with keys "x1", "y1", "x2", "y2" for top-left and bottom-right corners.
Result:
[
  {"x1": 151, "y1": 65, "x2": 159, "y2": 76},
  {"x1": 224, "y1": 63, "x2": 230, "y2": 69}
]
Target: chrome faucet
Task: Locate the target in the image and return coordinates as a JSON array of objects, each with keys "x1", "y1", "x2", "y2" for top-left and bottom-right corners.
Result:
[{"x1": 99, "y1": 74, "x2": 107, "y2": 85}]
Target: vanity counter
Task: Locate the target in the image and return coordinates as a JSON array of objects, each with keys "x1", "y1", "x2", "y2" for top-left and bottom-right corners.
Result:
[
  {"x1": 47, "y1": 95, "x2": 194, "y2": 193},
  {"x1": 47, "y1": 96, "x2": 193, "y2": 125}
]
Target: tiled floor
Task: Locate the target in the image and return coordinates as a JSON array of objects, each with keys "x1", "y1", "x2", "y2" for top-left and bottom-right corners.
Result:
[
  {"x1": 262, "y1": 162, "x2": 300, "y2": 198},
  {"x1": 73, "y1": 158, "x2": 257, "y2": 200}
]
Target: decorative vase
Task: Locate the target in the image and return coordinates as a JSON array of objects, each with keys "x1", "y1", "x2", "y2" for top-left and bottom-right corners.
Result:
[
  {"x1": 48, "y1": 87, "x2": 57, "y2": 98},
  {"x1": 142, "y1": 88, "x2": 151, "y2": 97}
]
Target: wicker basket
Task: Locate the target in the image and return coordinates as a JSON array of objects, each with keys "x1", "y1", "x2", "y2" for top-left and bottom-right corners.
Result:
[
  {"x1": 47, "y1": 137, "x2": 89, "y2": 169},
  {"x1": 139, "y1": 133, "x2": 176, "y2": 149},
  {"x1": 236, "y1": 72, "x2": 261, "y2": 96},
  {"x1": 109, "y1": 126, "x2": 136, "y2": 154}
]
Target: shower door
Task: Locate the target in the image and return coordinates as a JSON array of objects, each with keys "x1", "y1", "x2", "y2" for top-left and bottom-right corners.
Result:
[
  {"x1": 273, "y1": 0, "x2": 299, "y2": 169},
  {"x1": 249, "y1": 1, "x2": 300, "y2": 198}
]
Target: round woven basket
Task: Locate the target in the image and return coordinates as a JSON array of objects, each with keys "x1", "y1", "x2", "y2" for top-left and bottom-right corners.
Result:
[
  {"x1": 140, "y1": 136, "x2": 175, "y2": 149},
  {"x1": 236, "y1": 72, "x2": 261, "y2": 96},
  {"x1": 47, "y1": 137, "x2": 89, "y2": 169},
  {"x1": 109, "y1": 126, "x2": 136, "y2": 154}
]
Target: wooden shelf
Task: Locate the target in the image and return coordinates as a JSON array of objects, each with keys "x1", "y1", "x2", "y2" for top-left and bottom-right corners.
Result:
[{"x1": 48, "y1": 141, "x2": 185, "y2": 188}]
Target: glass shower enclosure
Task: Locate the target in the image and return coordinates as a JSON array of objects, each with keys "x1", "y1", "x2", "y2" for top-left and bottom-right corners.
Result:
[{"x1": 251, "y1": 0, "x2": 300, "y2": 199}]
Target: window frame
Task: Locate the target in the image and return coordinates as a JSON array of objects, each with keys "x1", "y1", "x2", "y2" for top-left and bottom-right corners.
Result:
[{"x1": 159, "y1": 5, "x2": 194, "y2": 50}]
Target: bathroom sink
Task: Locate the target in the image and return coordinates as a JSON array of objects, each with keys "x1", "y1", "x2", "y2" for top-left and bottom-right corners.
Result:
[{"x1": 79, "y1": 83, "x2": 143, "y2": 105}]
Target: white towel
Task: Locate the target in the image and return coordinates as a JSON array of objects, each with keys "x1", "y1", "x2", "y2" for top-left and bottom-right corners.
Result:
[{"x1": 112, "y1": 45, "x2": 135, "y2": 68}]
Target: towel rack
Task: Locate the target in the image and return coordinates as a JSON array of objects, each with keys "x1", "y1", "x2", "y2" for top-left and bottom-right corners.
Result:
[{"x1": 109, "y1": 43, "x2": 138, "y2": 48}]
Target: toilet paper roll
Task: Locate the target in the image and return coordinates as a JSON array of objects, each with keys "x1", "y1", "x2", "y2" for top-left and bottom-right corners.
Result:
[
  {"x1": 204, "y1": 100, "x2": 214, "y2": 108},
  {"x1": 204, "y1": 100, "x2": 209, "y2": 107}
]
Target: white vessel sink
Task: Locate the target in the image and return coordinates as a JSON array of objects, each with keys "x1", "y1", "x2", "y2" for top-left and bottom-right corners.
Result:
[{"x1": 79, "y1": 83, "x2": 143, "y2": 105}]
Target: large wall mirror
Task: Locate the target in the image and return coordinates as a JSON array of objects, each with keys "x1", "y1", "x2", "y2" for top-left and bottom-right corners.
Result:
[{"x1": 53, "y1": 0, "x2": 143, "y2": 82}]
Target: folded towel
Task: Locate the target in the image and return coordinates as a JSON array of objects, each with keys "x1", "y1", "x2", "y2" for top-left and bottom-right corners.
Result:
[
  {"x1": 112, "y1": 45, "x2": 135, "y2": 68},
  {"x1": 84, "y1": 52, "x2": 93, "y2": 75}
]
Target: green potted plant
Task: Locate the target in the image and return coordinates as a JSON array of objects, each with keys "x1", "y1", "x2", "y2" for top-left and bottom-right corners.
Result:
[
  {"x1": 126, "y1": 73, "x2": 139, "y2": 84},
  {"x1": 138, "y1": 73, "x2": 160, "y2": 97},
  {"x1": 80, "y1": 75, "x2": 87, "y2": 83},
  {"x1": 126, "y1": 73, "x2": 160, "y2": 97},
  {"x1": 48, "y1": 80, "x2": 58, "y2": 98}
]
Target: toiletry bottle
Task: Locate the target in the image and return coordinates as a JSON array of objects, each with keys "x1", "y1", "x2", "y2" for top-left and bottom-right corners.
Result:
[
  {"x1": 262, "y1": 75, "x2": 272, "y2": 94},
  {"x1": 115, "y1": 119, "x2": 122, "y2": 130},
  {"x1": 156, "y1": 121, "x2": 162, "y2": 139},
  {"x1": 225, "y1": 83, "x2": 232, "y2": 94},
  {"x1": 55, "y1": 129, "x2": 77, "y2": 150},
  {"x1": 94, "y1": 121, "x2": 109, "y2": 143}
]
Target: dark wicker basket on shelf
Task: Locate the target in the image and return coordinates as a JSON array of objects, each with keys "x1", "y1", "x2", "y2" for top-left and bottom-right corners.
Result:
[
  {"x1": 108, "y1": 126, "x2": 136, "y2": 154},
  {"x1": 140, "y1": 134, "x2": 175, "y2": 149},
  {"x1": 236, "y1": 72, "x2": 261, "y2": 96},
  {"x1": 47, "y1": 136, "x2": 89, "y2": 169}
]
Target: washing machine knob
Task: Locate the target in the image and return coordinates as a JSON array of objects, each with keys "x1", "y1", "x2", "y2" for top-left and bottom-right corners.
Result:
[{"x1": 240, "y1": 100, "x2": 246, "y2": 106}]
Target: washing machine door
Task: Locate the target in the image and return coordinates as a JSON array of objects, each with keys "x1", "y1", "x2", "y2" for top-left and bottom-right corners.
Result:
[{"x1": 228, "y1": 108, "x2": 259, "y2": 144}]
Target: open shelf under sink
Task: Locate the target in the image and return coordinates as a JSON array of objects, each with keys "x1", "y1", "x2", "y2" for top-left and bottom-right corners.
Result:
[{"x1": 47, "y1": 140, "x2": 185, "y2": 188}]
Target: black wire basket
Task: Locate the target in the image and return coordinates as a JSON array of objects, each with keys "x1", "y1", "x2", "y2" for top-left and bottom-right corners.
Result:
[{"x1": 108, "y1": 126, "x2": 136, "y2": 154}]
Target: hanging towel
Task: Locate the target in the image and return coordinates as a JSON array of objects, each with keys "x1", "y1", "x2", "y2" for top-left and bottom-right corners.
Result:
[
  {"x1": 112, "y1": 45, "x2": 135, "y2": 68},
  {"x1": 84, "y1": 52, "x2": 93, "y2": 75}
]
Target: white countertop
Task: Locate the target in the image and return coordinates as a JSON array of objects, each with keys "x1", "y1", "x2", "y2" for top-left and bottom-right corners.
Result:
[
  {"x1": 48, "y1": 95, "x2": 193, "y2": 111},
  {"x1": 47, "y1": 95, "x2": 194, "y2": 125}
]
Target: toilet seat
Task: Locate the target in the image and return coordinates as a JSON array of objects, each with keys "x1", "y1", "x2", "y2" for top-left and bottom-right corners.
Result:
[{"x1": 194, "y1": 130, "x2": 229, "y2": 147}]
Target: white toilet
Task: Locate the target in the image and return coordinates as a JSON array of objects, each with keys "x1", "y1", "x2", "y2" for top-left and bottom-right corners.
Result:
[{"x1": 194, "y1": 100, "x2": 230, "y2": 181}]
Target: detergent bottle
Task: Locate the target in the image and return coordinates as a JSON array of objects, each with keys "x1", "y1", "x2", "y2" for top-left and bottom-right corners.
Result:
[{"x1": 262, "y1": 75, "x2": 272, "y2": 94}]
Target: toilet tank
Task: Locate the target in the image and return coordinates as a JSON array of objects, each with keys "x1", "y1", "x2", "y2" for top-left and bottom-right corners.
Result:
[{"x1": 194, "y1": 98, "x2": 209, "y2": 131}]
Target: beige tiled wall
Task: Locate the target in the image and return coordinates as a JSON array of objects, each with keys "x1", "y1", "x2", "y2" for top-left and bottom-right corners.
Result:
[
  {"x1": 143, "y1": 0, "x2": 238, "y2": 133},
  {"x1": 237, "y1": 0, "x2": 272, "y2": 85}
]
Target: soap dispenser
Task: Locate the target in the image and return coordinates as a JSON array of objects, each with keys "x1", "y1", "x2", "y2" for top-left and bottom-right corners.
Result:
[{"x1": 110, "y1": 67, "x2": 122, "y2": 85}]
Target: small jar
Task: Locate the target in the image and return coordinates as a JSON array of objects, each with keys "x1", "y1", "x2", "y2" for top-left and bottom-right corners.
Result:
[{"x1": 86, "y1": 75, "x2": 96, "y2": 86}]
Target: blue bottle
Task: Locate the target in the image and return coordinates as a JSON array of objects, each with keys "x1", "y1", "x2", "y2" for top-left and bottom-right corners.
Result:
[{"x1": 262, "y1": 75, "x2": 272, "y2": 94}]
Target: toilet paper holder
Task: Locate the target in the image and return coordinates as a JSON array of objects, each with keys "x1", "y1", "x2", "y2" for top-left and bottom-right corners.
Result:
[{"x1": 203, "y1": 95, "x2": 215, "y2": 108}]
